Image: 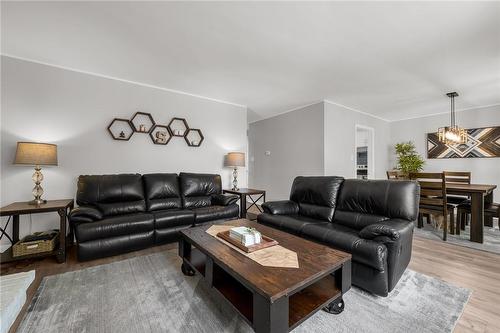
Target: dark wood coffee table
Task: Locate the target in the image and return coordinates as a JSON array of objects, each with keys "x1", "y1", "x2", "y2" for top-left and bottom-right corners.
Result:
[{"x1": 179, "y1": 219, "x2": 351, "y2": 333}]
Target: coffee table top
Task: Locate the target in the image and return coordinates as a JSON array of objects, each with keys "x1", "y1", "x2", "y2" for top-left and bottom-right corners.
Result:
[{"x1": 180, "y1": 219, "x2": 351, "y2": 301}]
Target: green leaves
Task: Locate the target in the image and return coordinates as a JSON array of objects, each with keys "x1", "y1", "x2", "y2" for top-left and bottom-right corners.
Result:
[{"x1": 395, "y1": 141, "x2": 425, "y2": 175}]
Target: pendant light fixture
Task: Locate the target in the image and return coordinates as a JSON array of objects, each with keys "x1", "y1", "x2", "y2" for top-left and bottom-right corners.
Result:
[{"x1": 438, "y1": 92, "x2": 467, "y2": 145}]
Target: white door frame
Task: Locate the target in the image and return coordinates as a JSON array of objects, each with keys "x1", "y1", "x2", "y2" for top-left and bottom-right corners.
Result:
[{"x1": 354, "y1": 124, "x2": 375, "y2": 179}]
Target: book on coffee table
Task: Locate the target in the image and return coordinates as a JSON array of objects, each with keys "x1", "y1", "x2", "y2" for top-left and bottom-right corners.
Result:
[{"x1": 229, "y1": 227, "x2": 262, "y2": 246}]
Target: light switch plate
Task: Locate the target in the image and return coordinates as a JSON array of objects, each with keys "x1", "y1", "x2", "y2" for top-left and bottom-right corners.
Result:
[{"x1": 265, "y1": 151, "x2": 271, "y2": 156}]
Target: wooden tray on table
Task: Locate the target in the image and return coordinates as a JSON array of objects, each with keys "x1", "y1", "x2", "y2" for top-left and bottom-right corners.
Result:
[{"x1": 216, "y1": 230, "x2": 278, "y2": 253}]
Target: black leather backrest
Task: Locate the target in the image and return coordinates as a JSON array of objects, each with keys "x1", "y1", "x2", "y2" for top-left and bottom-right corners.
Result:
[
  {"x1": 179, "y1": 173, "x2": 222, "y2": 208},
  {"x1": 290, "y1": 176, "x2": 344, "y2": 222},
  {"x1": 143, "y1": 173, "x2": 181, "y2": 211},
  {"x1": 76, "y1": 174, "x2": 146, "y2": 217},
  {"x1": 336, "y1": 179, "x2": 419, "y2": 221}
]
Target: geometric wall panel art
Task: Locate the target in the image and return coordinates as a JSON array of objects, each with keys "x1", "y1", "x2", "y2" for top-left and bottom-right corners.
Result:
[{"x1": 427, "y1": 126, "x2": 500, "y2": 159}]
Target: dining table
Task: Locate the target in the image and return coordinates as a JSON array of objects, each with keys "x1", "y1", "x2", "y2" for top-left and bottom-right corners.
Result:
[{"x1": 446, "y1": 183, "x2": 497, "y2": 243}]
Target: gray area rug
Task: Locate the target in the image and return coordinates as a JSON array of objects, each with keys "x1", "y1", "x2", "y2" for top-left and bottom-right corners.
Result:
[
  {"x1": 414, "y1": 218, "x2": 500, "y2": 255},
  {"x1": 19, "y1": 251, "x2": 471, "y2": 333}
]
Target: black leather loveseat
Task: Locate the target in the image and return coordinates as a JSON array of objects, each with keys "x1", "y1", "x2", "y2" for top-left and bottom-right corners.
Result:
[
  {"x1": 69, "y1": 172, "x2": 239, "y2": 261},
  {"x1": 258, "y1": 176, "x2": 419, "y2": 296}
]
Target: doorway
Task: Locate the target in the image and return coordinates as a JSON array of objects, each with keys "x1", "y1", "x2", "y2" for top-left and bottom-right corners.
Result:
[{"x1": 355, "y1": 125, "x2": 375, "y2": 179}]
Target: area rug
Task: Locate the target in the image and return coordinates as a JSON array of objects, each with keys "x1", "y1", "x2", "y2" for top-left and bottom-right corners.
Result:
[
  {"x1": 414, "y1": 218, "x2": 500, "y2": 255},
  {"x1": 18, "y1": 251, "x2": 471, "y2": 333}
]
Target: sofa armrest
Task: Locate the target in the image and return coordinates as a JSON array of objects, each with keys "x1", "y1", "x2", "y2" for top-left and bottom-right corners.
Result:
[
  {"x1": 69, "y1": 206, "x2": 103, "y2": 223},
  {"x1": 211, "y1": 194, "x2": 239, "y2": 206},
  {"x1": 359, "y1": 219, "x2": 413, "y2": 241},
  {"x1": 261, "y1": 200, "x2": 299, "y2": 215}
]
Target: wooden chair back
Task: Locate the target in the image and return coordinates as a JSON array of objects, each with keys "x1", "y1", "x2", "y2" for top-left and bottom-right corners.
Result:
[
  {"x1": 444, "y1": 171, "x2": 471, "y2": 184},
  {"x1": 409, "y1": 172, "x2": 448, "y2": 216},
  {"x1": 386, "y1": 170, "x2": 405, "y2": 180}
]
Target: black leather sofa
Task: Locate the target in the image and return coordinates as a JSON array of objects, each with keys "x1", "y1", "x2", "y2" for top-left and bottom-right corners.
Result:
[
  {"x1": 69, "y1": 172, "x2": 239, "y2": 261},
  {"x1": 258, "y1": 176, "x2": 419, "y2": 296}
]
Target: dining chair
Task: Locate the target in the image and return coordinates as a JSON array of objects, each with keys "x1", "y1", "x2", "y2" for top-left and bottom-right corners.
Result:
[
  {"x1": 410, "y1": 172, "x2": 455, "y2": 241},
  {"x1": 456, "y1": 202, "x2": 499, "y2": 234},
  {"x1": 444, "y1": 171, "x2": 471, "y2": 205},
  {"x1": 386, "y1": 170, "x2": 405, "y2": 180}
]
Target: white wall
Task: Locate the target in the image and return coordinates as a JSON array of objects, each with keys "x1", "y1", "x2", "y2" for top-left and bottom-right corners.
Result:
[
  {"x1": 389, "y1": 105, "x2": 500, "y2": 198},
  {"x1": 0, "y1": 56, "x2": 248, "y2": 247},
  {"x1": 324, "y1": 101, "x2": 390, "y2": 179},
  {"x1": 248, "y1": 103, "x2": 324, "y2": 201}
]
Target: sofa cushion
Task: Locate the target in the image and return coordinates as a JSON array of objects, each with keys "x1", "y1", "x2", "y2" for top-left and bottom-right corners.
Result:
[
  {"x1": 76, "y1": 174, "x2": 146, "y2": 217},
  {"x1": 301, "y1": 223, "x2": 387, "y2": 271},
  {"x1": 257, "y1": 213, "x2": 328, "y2": 236},
  {"x1": 290, "y1": 176, "x2": 344, "y2": 222},
  {"x1": 75, "y1": 213, "x2": 154, "y2": 242},
  {"x1": 153, "y1": 209, "x2": 194, "y2": 228},
  {"x1": 333, "y1": 210, "x2": 389, "y2": 230},
  {"x1": 180, "y1": 173, "x2": 222, "y2": 208},
  {"x1": 192, "y1": 204, "x2": 239, "y2": 223},
  {"x1": 337, "y1": 179, "x2": 419, "y2": 221},
  {"x1": 143, "y1": 173, "x2": 181, "y2": 211}
]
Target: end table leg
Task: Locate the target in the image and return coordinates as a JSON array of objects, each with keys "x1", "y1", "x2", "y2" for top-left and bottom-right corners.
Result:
[
  {"x1": 240, "y1": 194, "x2": 247, "y2": 218},
  {"x1": 57, "y1": 209, "x2": 67, "y2": 263},
  {"x1": 12, "y1": 215, "x2": 20, "y2": 243}
]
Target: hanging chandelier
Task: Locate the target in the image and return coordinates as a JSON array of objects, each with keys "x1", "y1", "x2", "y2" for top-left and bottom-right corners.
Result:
[{"x1": 438, "y1": 92, "x2": 467, "y2": 145}]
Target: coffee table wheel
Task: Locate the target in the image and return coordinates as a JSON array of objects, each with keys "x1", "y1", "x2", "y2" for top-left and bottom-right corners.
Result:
[
  {"x1": 323, "y1": 297, "x2": 344, "y2": 314},
  {"x1": 181, "y1": 262, "x2": 195, "y2": 276}
]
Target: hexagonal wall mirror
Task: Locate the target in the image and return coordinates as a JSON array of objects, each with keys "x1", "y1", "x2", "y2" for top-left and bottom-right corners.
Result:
[
  {"x1": 184, "y1": 129, "x2": 204, "y2": 147},
  {"x1": 130, "y1": 112, "x2": 155, "y2": 133},
  {"x1": 108, "y1": 118, "x2": 134, "y2": 141},
  {"x1": 150, "y1": 125, "x2": 172, "y2": 145}
]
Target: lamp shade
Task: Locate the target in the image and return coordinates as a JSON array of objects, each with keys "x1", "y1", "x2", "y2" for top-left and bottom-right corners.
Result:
[
  {"x1": 14, "y1": 142, "x2": 58, "y2": 166},
  {"x1": 224, "y1": 152, "x2": 245, "y2": 167}
]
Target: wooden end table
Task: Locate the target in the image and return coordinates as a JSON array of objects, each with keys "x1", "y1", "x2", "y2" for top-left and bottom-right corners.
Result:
[
  {"x1": 179, "y1": 219, "x2": 351, "y2": 333},
  {"x1": 223, "y1": 188, "x2": 266, "y2": 219},
  {"x1": 0, "y1": 199, "x2": 74, "y2": 264}
]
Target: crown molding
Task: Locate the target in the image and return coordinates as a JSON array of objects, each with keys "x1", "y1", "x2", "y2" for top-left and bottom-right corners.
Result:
[
  {"x1": 1, "y1": 53, "x2": 248, "y2": 109},
  {"x1": 388, "y1": 103, "x2": 500, "y2": 122},
  {"x1": 323, "y1": 99, "x2": 390, "y2": 122},
  {"x1": 248, "y1": 100, "x2": 324, "y2": 124}
]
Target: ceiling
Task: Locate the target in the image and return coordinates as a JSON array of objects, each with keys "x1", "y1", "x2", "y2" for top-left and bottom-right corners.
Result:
[{"x1": 2, "y1": 2, "x2": 499, "y2": 122}]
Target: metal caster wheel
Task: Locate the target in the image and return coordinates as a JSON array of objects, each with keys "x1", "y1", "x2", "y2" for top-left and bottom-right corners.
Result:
[
  {"x1": 323, "y1": 297, "x2": 344, "y2": 314},
  {"x1": 181, "y1": 262, "x2": 195, "y2": 276}
]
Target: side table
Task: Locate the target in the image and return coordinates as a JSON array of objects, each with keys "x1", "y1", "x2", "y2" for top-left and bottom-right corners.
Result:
[
  {"x1": 223, "y1": 188, "x2": 266, "y2": 219},
  {"x1": 0, "y1": 199, "x2": 74, "y2": 264}
]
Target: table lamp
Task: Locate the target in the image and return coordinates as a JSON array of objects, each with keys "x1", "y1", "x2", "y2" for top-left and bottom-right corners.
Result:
[
  {"x1": 224, "y1": 152, "x2": 245, "y2": 190},
  {"x1": 14, "y1": 142, "x2": 58, "y2": 205}
]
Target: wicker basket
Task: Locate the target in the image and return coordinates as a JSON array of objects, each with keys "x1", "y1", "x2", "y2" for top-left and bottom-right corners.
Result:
[{"x1": 13, "y1": 231, "x2": 59, "y2": 257}]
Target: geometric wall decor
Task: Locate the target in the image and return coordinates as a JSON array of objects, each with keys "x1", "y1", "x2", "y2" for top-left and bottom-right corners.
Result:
[
  {"x1": 107, "y1": 118, "x2": 134, "y2": 141},
  {"x1": 107, "y1": 112, "x2": 204, "y2": 147},
  {"x1": 149, "y1": 124, "x2": 172, "y2": 145},
  {"x1": 130, "y1": 112, "x2": 155, "y2": 133},
  {"x1": 427, "y1": 126, "x2": 500, "y2": 159},
  {"x1": 184, "y1": 128, "x2": 204, "y2": 147}
]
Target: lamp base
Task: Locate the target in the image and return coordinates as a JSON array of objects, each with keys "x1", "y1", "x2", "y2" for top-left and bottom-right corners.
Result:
[{"x1": 28, "y1": 198, "x2": 47, "y2": 206}]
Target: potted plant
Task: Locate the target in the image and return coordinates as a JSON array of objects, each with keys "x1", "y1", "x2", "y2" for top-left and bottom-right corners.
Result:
[{"x1": 394, "y1": 141, "x2": 425, "y2": 177}]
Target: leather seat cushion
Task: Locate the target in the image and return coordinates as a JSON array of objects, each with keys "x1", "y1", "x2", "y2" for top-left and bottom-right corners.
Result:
[
  {"x1": 301, "y1": 223, "x2": 387, "y2": 271},
  {"x1": 257, "y1": 214, "x2": 329, "y2": 236},
  {"x1": 334, "y1": 210, "x2": 389, "y2": 230},
  {"x1": 75, "y1": 213, "x2": 154, "y2": 242},
  {"x1": 153, "y1": 209, "x2": 194, "y2": 228},
  {"x1": 192, "y1": 204, "x2": 239, "y2": 223}
]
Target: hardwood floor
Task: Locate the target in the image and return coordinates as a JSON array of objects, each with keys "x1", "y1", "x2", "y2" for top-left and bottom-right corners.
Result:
[{"x1": 1, "y1": 228, "x2": 499, "y2": 332}]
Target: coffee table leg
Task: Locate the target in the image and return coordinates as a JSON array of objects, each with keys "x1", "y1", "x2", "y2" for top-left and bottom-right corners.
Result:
[
  {"x1": 253, "y1": 293, "x2": 288, "y2": 333},
  {"x1": 323, "y1": 296, "x2": 345, "y2": 314},
  {"x1": 179, "y1": 238, "x2": 195, "y2": 276}
]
